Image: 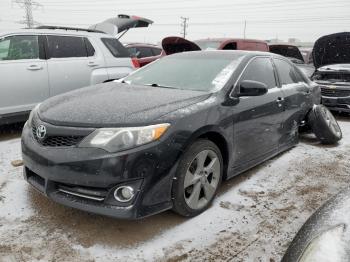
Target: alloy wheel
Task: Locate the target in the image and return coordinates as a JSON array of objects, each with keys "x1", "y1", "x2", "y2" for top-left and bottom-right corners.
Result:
[{"x1": 183, "y1": 149, "x2": 221, "y2": 210}]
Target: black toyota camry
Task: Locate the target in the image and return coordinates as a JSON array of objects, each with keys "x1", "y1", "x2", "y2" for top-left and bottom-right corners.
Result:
[{"x1": 22, "y1": 51, "x2": 321, "y2": 219}]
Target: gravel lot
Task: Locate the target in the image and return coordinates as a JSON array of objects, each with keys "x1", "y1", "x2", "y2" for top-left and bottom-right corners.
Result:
[{"x1": 0, "y1": 116, "x2": 350, "y2": 262}]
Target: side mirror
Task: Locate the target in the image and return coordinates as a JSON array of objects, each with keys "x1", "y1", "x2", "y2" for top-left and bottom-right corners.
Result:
[{"x1": 238, "y1": 80, "x2": 268, "y2": 97}]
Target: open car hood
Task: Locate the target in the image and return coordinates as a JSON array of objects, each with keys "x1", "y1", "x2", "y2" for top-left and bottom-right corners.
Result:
[
  {"x1": 269, "y1": 44, "x2": 304, "y2": 62},
  {"x1": 161, "y1": 36, "x2": 201, "y2": 55},
  {"x1": 313, "y1": 32, "x2": 350, "y2": 68},
  {"x1": 89, "y1": 14, "x2": 153, "y2": 36}
]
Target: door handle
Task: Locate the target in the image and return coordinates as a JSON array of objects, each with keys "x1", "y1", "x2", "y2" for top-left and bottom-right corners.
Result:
[
  {"x1": 87, "y1": 61, "x2": 98, "y2": 67},
  {"x1": 27, "y1": 64, "x2": 43, "y2": 71},
  {"x1": 276, "y1": 97, "x2": 284, "y2": 107}
]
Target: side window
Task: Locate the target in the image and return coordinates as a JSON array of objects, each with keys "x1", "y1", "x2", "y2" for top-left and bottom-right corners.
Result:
[
  {"x1": 47, "y1": 35, "x2": 87, "y2": 58},
  {"x1": 0, "y1": 35, "x2": 39, "y2": 61},
  {"x1": 240, "y1": 57, "x2": 277, "y2": 89},
  {"x1": 274, "y1": 59, "x2": 299, "y2": 85},
  {"x1": 101, "y1": 38, "x2": 130, "y2": 58},
  {"x1": 152, "y1": 47, "x2": 162, "y2": 56},
  {"x1": 138, "y1": 47, "x2": 153, "y2": 58},
  {"x1": 84, "y1": 38, "x2": 95, "y2": 57}
]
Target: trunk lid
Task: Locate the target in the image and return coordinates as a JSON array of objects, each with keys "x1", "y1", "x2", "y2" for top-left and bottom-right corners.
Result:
[
  {"x1": 89, "y1": 14, "x2": 153, "y2": 36},
  {"x1": 269, "y1": 44, "x2": 304, "y2": 62},
  {"x1": 161, "y1": 36, "x2": 201, "y2": 55}
]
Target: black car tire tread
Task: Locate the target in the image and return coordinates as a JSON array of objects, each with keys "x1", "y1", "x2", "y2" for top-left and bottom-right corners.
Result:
[
  {"x1": 171, "y1": 139, "x2": 223, "y2": 217},
  {"x1": 308, "y1": 105, "x2": 342, "y2": 144}
]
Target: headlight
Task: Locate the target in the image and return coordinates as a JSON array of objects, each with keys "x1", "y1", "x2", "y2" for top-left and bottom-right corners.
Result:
[
  {"x1": 298, "y1": 224, "x2": 346, "y2": 262},
  {"x1": 79, "y1": 123, "x2": 170, "y2": 152}
]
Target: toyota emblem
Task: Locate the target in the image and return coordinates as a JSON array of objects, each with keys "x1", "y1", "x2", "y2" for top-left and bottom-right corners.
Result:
[{"x1": 36, "y1": 125, "x2": 47, "y2": 140}]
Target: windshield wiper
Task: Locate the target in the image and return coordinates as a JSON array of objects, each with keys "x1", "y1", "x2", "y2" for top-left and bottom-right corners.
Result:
[{"x1": 144, "y1": 83, "x2": 178, "y2": 89}]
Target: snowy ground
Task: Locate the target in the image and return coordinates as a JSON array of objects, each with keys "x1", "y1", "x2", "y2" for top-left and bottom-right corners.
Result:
[{"x1": 1, "y1": 117, "x2": 350, "y2": 262}]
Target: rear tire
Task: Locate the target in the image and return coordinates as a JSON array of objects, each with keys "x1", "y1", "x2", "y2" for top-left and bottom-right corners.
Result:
[
  {"x1": 172, "y1": 139, "x2": 223, "y2": 217},
  {"x1": 307, "y1": 105, "x2": 342, "y2": 144}
]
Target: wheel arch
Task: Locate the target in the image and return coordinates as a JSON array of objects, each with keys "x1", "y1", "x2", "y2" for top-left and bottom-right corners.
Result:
[{"x1": 182, "y1": 126, "x2": 230, "y2": 181}]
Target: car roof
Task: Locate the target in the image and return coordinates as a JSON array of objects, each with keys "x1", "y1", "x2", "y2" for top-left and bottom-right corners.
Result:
[
  {"x1": 167, "y1": 50, "x2": 279, "y2": 59},
  {"x1": 195, "y1": 38, "x2": 268, "y2": 44},
  {"x1": 0, "y1": 28, "x2": 109, "y2": 38}
]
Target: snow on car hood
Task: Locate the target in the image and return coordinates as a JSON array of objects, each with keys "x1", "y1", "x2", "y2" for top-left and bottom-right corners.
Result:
[
  {"x1": 313, "y1": 32, "x2": 350, "y2": 68},
  {"x1": 161, "y1": 36, "x2": 201, "y2": 55},
  {"x1": 38, "y1": 82, "x2": 210, "y2": 127},
  {"x1": 89, "y1": 14, "x2": 153, "y2": 35}
]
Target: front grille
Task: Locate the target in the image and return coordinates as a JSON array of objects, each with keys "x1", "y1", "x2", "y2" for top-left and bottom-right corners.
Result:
[
  {"x1": 321, "y1": 88, "x2": 350, "y2": 97},
  {"x1": 32, "y1": 126, "x2": 85, "y2": 147}
]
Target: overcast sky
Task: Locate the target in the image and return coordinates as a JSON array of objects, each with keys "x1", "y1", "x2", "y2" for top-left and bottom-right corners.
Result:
[{"x1": 0, "y1": 0, "x2": 349, "y2": 44}]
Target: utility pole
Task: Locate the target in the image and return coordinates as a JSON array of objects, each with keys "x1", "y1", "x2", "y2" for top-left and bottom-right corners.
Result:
[
  {"x1": 12, "y1": 0, "x2": 41, "y2": 28},
  {"x1": 243, "y1": 20, "x2": 247, "y2": 39},
  {"x1": 180, "y1": 17, "x2": 189, "y2": 38}
]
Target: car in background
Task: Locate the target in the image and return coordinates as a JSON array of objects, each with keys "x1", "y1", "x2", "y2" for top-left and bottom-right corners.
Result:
[
  {"x1": 0, "y1": 14, "x2": 154, "y2": 125},
  {"x1": 195, "y1": 38, "x2": 269, "y2": 51},
  {"x1": 300, "y1": 48, "x2": 313, "y2": 64},
  {"x1": 282, "y1": 188, "x2": 350, "y2": 262},
  {"x1": 22, "y1": 50, "x2": 320, "y2": 219},
  {"x1": 125, "y1": 43, "x2": 163, "y2": 67},
  {"x1": 269, "y1": 44, "x2": 315, "y2": 78},
  {"x1": 311, "y1": 32, "x2": 350, "y2": 113}
]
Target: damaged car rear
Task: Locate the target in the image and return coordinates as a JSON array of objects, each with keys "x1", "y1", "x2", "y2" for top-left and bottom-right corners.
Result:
[{"x1": 312, "y1": 32, "x2": 350, "y2": 113}]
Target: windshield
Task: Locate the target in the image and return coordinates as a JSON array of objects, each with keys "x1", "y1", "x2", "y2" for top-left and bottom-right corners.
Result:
[
  {"x1": 123, "y1": 53, "x2": 243, "y2": 92},
  {"x1": 195, "y1": 41, "x2": 221, "y2": 50}
]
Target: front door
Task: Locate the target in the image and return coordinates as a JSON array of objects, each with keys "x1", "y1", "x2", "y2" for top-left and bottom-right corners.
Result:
[
  {"x1": 232, "y1": 57, "x2": 285, "y2": 170},
  {"x1": 0, "y1": 34, "x2": 49, "y2": 115}
]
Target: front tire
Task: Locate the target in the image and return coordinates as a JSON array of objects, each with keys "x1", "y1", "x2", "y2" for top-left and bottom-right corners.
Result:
[{"x1": 172, "y1": 139, "x2": 223, "y2": 217}]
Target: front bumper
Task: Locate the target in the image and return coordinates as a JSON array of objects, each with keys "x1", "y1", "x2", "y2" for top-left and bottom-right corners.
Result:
[
  {"x1": 21, "y1": 121, "x2": 182, "y2": 219},
  {"x1": 320, "y1": 85, "x2": 350, "y2": 113}
]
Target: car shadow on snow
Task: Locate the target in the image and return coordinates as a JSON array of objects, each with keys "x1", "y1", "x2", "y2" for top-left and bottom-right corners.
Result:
[
  {"x1": 26, "y1": 185, "x2": 187, "y2": 248},
  {"x1": 0, "y1": 122, "x2": 24, "y2": 142}
]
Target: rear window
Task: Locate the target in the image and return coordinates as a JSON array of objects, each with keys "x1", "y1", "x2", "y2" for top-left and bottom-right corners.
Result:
[
  {"x1": 101, "y1": 38, "x2": 130, "y2": 58},
  {"x1": 47, "y1": 35, "x2": 87, "y2": 58}
]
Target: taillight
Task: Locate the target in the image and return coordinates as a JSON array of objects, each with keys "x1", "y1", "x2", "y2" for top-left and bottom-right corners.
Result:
[{"x1": 131, "y1": 58, "x2": 140, "y2": 68}]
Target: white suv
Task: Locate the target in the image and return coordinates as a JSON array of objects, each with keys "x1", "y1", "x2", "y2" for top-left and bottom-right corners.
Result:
[{"x1": 0, "y1": 27, "x2": 139, "y2": 124}]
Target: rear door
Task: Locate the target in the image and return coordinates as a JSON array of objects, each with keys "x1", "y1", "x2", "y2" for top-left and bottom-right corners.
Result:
[
  {"x1": 273, "y1": 58, "x2": 312, "y2": 147},
  {"x1": 0, "y1": 34, "x2": 49, "y2": 115},
  {"x1": 232, "y1": 57, "x2": 285, "y2": 169},
  {"x1": 45, "y1": 34, "x2": 105, "y2": 97}
]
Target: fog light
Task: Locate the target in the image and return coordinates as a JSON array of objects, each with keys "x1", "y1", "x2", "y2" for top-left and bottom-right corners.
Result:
[{"x1": 114, "y1": 186, "x2": 135, "y2": 202}]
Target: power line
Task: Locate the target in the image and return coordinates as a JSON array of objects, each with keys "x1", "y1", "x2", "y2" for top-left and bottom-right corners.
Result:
[
  {"x1": 12, "y1": 0, "x2": 42, "y2": 28},
  {"x1": 180, "y1": 17, "x2": 189, "y2": 38}
]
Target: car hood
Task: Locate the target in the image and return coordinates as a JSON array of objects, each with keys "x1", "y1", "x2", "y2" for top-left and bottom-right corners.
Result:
[
  {"x1": 269, "y1": 44, "x2": 304, "y2": 62},
  {"x1": 38, "y1": 82, "x2": 211, "y2": 127},
  {"x1": 313, "y1": 32, "x2": 350, "y2": 68},
  {"x1": 161, "y1": 36, "x2": 201, "y2": 55},
  {"x1": 89, "y1": 14, "x2": 153, "y2": 35}
]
